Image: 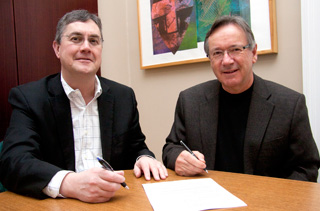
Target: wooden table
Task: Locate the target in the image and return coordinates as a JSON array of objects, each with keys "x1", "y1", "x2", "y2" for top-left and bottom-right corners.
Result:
[{"x1": 0, "y1": 169, "x2": 320, "y2": 210}]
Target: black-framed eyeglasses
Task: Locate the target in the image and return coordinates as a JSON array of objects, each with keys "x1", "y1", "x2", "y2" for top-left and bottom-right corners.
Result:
[{"x1": 208, "y1": 44, "x2": 251, "y2": 60}]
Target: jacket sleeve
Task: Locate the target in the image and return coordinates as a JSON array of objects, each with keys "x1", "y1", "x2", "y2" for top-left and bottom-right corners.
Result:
[
  {"x1": 107, "y1": 86, "x2": 155, "y2": 170},
  {"x1": 162, "y1": 93, "x2": 186, "y2": 170},
  {"x1": 285, "y1": 94, "x2": 320, "y2": 182},
  {"x1": 0, "y1": 87, "x2": 61, "y2": 199}
]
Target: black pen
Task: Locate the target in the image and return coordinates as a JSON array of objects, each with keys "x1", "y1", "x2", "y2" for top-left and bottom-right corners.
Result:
[
  {"x1": 180, "y1": 140, "x2": 208, "y2": 173},
  {"x1": 97, "y1": 156, "x2": 129, "y2": 189}
]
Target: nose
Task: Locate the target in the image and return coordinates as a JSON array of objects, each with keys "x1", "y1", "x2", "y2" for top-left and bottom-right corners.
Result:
[
  {"x1": 79, "y1": 39, "x2": 91, "y2": 52},
  {"x1": 221, "y1": 51, "x2": 234, "y2": 65}
]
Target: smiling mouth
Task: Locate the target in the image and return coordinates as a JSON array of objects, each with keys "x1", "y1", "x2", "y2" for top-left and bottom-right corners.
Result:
[
  {"x1": 77, "y1": 58, "x2": 92, "y2": 62},
  {"x1": 224, "y1": 69, "x2": 238, "y2": 74}
]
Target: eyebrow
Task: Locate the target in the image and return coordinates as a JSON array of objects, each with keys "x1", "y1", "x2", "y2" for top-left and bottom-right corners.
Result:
[
  {"x1": 211, "y1": 44, "x2": 244, "y2": 51},
  {"x1": 67, "y1": 32, "x2": 101, "y2": 38}
]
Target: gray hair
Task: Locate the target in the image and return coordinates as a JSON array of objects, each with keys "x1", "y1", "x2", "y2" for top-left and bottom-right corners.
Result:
[
  {"x1": 54, "y1": 9, "x2": 103, "y2": 44},
  {"x1": 204, "y1": 15, "x2": 255, "y2": 57}
]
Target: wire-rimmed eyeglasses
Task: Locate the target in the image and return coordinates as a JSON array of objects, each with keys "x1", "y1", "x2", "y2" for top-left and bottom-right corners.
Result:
[
  {"x1": 208, "y1": 44, "x2": 251, "y2": 60},
  {"x1": 63, "y1": 33, "x2": 103, "y2": 46}
]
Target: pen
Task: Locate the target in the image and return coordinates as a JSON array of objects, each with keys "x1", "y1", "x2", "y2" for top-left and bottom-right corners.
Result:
[
  {"x1": 97, "y1": 156, "x2": 129, "y2": 189},
  {"x1": 180, "y1": 140, "x2": 208, "y2": 173}
]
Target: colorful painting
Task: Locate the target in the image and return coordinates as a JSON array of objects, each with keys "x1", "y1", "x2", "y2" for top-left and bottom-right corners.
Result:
[
  {"x1": 196, "y1": 0, "x2": 250, "y2": 42},
  {"x1": 138, "y1": 0, "x2": 277, "y2": 69},
  {"x1": 151, "y1": 0, "x2": 197, "y2": 55},
  {"x1": 150, "y1": 0, "x2": 250, "y2": 55}
]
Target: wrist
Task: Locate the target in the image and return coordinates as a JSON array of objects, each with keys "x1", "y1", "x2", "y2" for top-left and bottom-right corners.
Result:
[
  {"x1": 136, "y1": 155, "x2": 155, "y2": 162},
  {"x1": 60, "y1": 172, "x2": 75, "y2": 198}
]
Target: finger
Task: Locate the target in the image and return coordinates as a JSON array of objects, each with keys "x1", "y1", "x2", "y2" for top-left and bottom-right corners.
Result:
[
  {"x1": 88, "y1": 186, "x2": 119, "y2": 203},
  {"x1": 93, "y1": 195, "x2": 114, "y2": 203},
  {"x1": 98, "y1": 183, "x2": 121, "y2": 195},
  {"x1": 141, "y1": 162, "x2": 151, "y2": 181},
  {"x1": 68, "y1": 170, "x2": 121, "y2": 203},
  {"x1": 193, "y1": 151, "x2": 206, "y2": 162},
  {"x1": 158, "y1": 163, "x2": 168, "y2": 179},
  {"x1": 97, "y1": 173, "x2": 122, "y2": 193},
  {"x1": 114, "y1": 170, "x2": 124, "y2": 176},
  {"x1": 134, "y1": 158, "x2": 152, "y2": 180},
  {"x1": 184, "y1": 152, "x2": 206, "y2": 169},
  {"x1": 99, "y1": 169, "x2": 125, "y2": 184},
  {"x1": 133, "y1": 163, "x2": 142, "y2": 178},
  {"x1": 175, "y1": 151, "x2": 205, "y2": 176},
  {"x1": 163, "y1": 166, "x2": 168, "y2": 176},
  {"x1": 82, "y1": 194, "x2": 114, "y2": 203},
  {"x1": 150, "y1": 164, "x2": 160, "y2": 181},
  {"x1": 152, "y1": 161, "x2": 168, "y2": 179}
]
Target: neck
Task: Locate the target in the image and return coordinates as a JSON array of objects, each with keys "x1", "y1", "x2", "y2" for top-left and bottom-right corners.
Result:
[
  {"x1": 62, "y1": 72, "x2": 96, "y2": 104},
  {"x1": 79, "y1": 83, "x2": 95, "y2": 105},
  {"x1": 223, "y1": 73, "x2": 254, "y2": 94}
]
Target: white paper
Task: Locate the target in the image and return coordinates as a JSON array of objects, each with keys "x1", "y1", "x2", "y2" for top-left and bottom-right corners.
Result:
[{"x1": 142, "y1": 178, "x2": 247, "y2": 211}]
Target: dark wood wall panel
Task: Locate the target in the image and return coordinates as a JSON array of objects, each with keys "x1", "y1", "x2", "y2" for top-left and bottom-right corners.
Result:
[
  {"x1": 14, "y1": 0, "x2": 98, "y2": 85},
  {"x1": 0, "y1": 0, "x2": 18, "y2": 140}
]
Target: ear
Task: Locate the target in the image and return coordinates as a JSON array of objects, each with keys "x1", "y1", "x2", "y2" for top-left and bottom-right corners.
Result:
[
  {"x1": 251, "y1": 44, "x2": 258, "y2": 64},
  {"x1": 52, "y1": 41, "x2": 60, "y2": 59}
]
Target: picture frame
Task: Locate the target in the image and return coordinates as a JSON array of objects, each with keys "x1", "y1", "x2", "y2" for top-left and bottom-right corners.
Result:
[{"x1": 137, "y1": 0, "x2": 277, "y2": 69}]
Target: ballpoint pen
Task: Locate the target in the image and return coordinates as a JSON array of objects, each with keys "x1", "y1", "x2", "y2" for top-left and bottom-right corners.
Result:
[
  {"x1": 180, "y1": 140, "x2": 209, "y2": 173},
  {"x1": 96, "y1": 156, "x2": 129, "y2": 189}
]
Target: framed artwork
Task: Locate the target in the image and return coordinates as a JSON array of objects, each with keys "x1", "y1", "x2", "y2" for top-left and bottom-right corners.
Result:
[{"x1": 137, "y1": 0, "x2": 277, "y2": 69}]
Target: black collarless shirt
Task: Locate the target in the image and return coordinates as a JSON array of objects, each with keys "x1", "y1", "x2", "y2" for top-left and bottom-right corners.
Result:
[{"x1": 215, "y1": 85, "x2": 253, "y2": 173}]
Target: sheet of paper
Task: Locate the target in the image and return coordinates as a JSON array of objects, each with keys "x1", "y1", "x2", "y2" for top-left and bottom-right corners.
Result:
[{"x1": 142, "y1": 178, "x2": 247, "y2": 211}]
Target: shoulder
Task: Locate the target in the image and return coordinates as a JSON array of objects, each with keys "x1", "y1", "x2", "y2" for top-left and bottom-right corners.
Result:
[
  {"x1": 253, "y1": 75, "x2": 304, "y2": 107},
  {"x1": 10, "y1": 74, "x2": 60, "y2": 98},
  {"x1": 254, "y1": 75, "x2": 302, "y2": 99},
  {"x1": 180, "y1": 80, "x2": 220, "y2": 98},
  {"x1": 182, "y1": 80, "x2": 219, "y2": 93}
]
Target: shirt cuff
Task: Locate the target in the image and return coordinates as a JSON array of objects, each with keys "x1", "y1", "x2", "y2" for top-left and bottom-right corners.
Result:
[
  {"x1": 136, "y1": 155, "x2": 155, "y2": 162},
  {"x1": 42, "y1": 170, "x2": 73, "y2": 198}
]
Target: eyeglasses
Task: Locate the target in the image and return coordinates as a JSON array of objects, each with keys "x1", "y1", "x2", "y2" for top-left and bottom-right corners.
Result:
[
  {"x1": 209, "y1": 44, "x2": 251, "y2": 60},
  {"x1": 63, "y1": 33, "x2": 103, "y2": 46}
]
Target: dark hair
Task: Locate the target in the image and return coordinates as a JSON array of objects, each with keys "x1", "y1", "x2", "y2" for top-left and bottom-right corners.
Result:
[
  {"x1": 54, "y1": 9, "x2": 103, "y2": 44},
  {"x1": 204, "y1": 15, "x2": 255, "y2": 56}
]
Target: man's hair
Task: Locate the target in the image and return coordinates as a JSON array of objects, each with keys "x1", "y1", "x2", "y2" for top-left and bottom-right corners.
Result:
[
  {"x1": 204, "y1": 15, "x2": 255, "y2": 56},
  {"x1": 54, "y1": 9, "x2": 103, "y2": 44}
]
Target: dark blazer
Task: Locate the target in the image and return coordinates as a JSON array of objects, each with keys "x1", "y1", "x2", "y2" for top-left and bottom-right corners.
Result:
[
  {"x1": 163, "y1": 74, "x2": 320, "y2": 182},
  {"x1": 0, "y1": 73, "x2": 154, "y2": 198}
]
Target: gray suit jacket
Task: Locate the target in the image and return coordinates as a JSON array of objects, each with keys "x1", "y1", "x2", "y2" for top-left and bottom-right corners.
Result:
[{"x1": 163, "y1": 74, "x2": 320, "y2": 181}]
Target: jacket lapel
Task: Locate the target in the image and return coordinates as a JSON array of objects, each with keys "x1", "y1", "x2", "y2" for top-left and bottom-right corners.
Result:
[
  {"x1": 48, "y1": 74, "x2": 75, "y2": 170},
  {"x1": 200, "y1": 81, "x2": 220, "y2": 170},
  {"x1": 97, "y1": 79, "x2": 114, "y2": 162},
  {"x1": 243, "y1": 75, "x2": 274, "y2": 174}
]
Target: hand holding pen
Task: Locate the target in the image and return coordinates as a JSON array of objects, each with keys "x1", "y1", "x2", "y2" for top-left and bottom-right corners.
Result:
[
  {"x1": 180, "y1": 140, "x2": 208, "y2": 173},
  {"x1": 97, "y1": 156, "x2": 129, "y2": 189}
]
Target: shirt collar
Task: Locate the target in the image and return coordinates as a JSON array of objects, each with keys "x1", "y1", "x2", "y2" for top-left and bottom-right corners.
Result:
[{"x1": 61, "y1": 74, "x2": 102, "y2": 99}]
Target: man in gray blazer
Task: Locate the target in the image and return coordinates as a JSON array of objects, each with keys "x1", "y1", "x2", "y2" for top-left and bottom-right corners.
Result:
[
  {"x1": 0, "y1": 10, "x2": 167, "y2": 203},
  {"x1": 162, "y1": 15, "x2": 320, "y2": 181}
]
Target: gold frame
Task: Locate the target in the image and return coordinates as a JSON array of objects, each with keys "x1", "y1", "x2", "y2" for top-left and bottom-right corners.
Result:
[{"x1": 137, "y1": 0, "x2": 278, "y2": 69}]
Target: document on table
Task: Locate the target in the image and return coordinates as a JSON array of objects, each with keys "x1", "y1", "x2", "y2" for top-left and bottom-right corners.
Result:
[{"x1": 142, "y1": 178, "x2": 247, "y2": 211}]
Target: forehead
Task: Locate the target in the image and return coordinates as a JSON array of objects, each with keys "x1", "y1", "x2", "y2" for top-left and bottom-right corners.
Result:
[
  {"x1": 63, "y1": 20, "x2": 101, "y2": 36},
  {"x1": 208, "y1": 24, "x2": 247, "y2": 48}
]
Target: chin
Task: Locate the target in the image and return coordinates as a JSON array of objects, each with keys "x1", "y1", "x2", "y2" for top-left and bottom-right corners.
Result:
[
  {"x1": 74, "y1": 66, "x2": 97, "y2": 74},
  {"x1": 222, "y1": 78, "x2": 241, "y2": 86}
]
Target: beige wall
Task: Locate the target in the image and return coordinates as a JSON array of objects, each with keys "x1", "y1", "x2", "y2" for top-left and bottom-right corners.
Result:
[{"x1": 98, "y1": 0, "x2": 302, "y2": 161}]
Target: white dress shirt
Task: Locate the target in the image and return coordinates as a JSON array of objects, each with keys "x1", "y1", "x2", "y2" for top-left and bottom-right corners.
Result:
[{"x1": 43, "y1": 74, "x2": 103, "y2": 198}]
